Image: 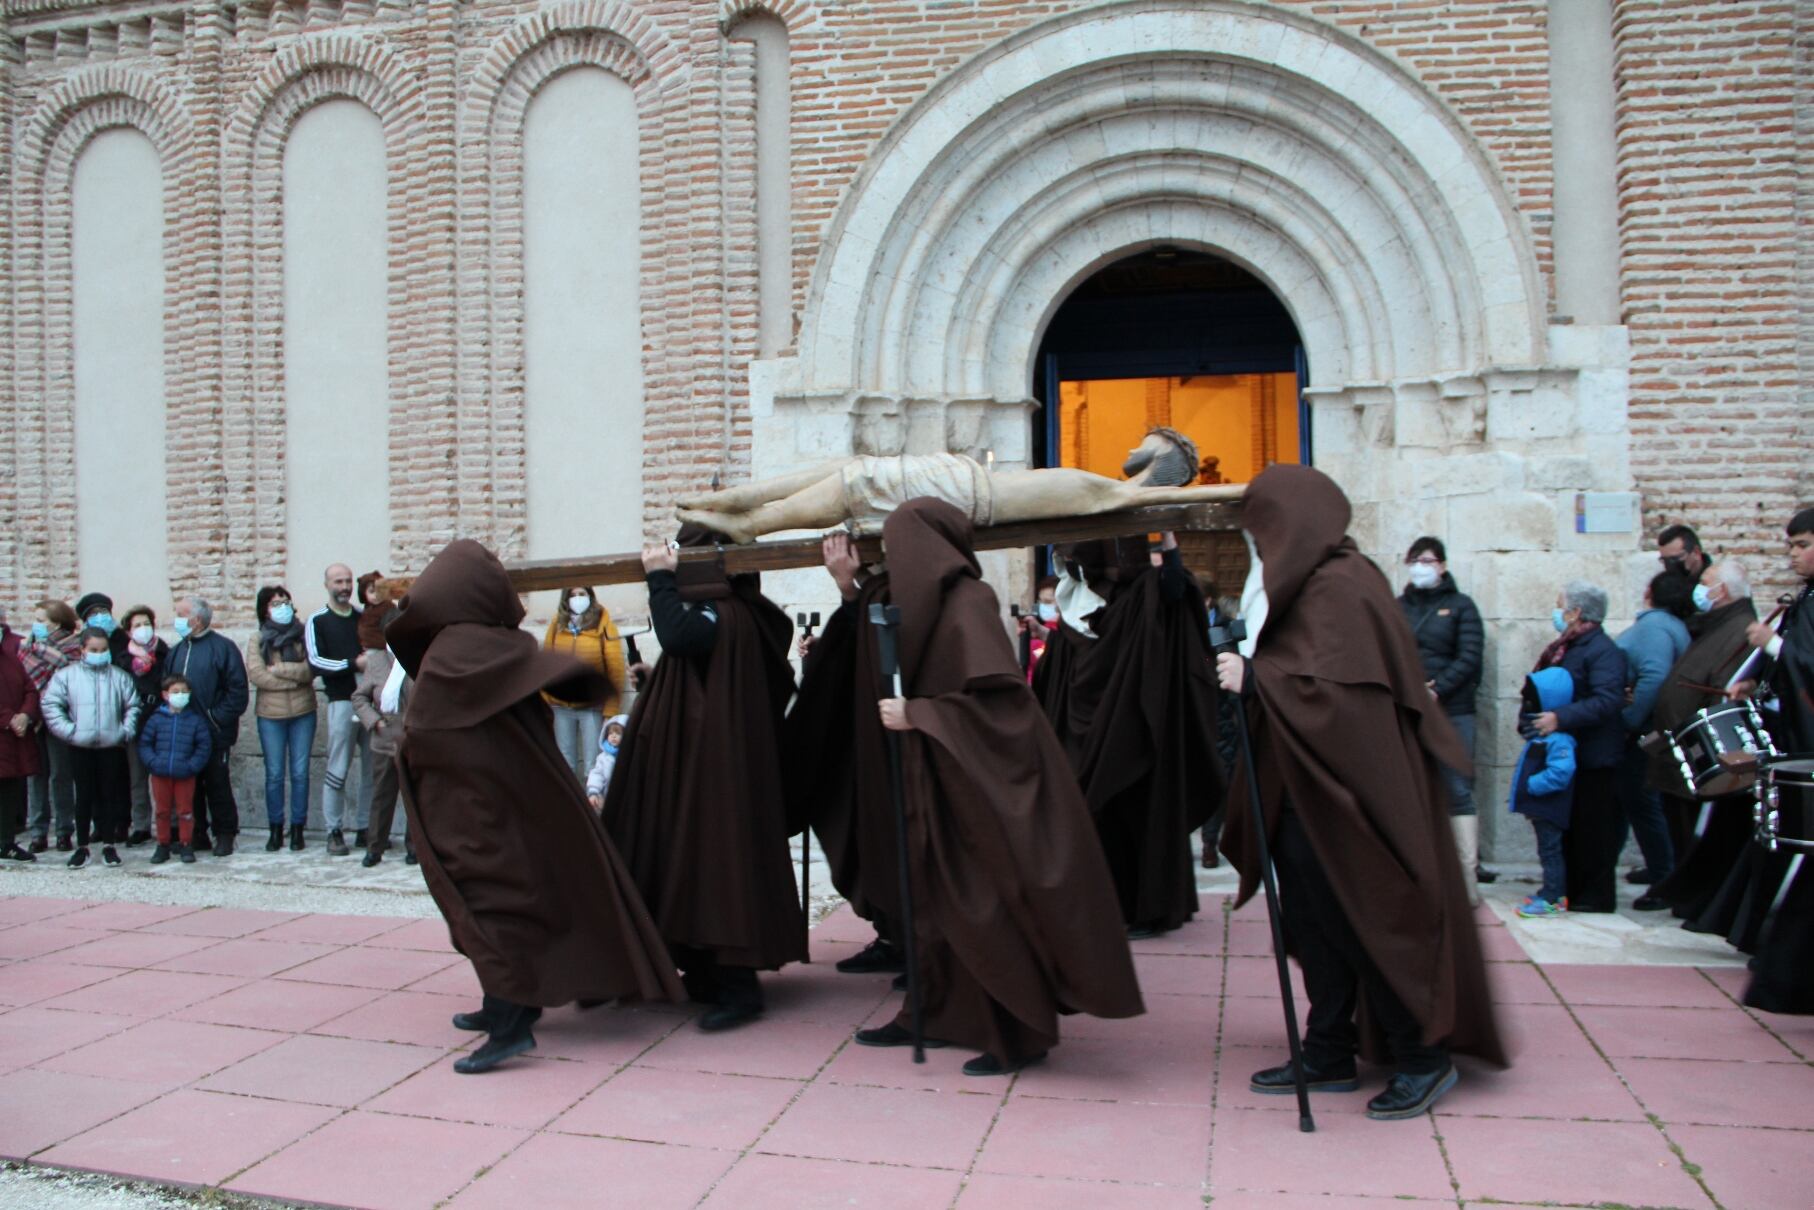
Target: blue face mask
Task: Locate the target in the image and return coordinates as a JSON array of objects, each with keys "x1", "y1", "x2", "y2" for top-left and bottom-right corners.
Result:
[
  {"x1": 30, "y1": 622, "x2": 49, "y2": 642},
  {"x1": 173, "y1": 616, "x2": 192, "y2": 639},
  {"x1": 83, "y1": 650, "x2": 111, "y2": 668},
  {"x1": 87, "y1": 612, "x2": 115, "y2": 635},
  {"x1": 1551, "y1": 608, "x2": 1569, "y2": 634},
  {"x1": 1691, "y1": 584, "x2": 1715, "y2": 613},
  {"x1": 269, "y1": 603, "x2": 295, "y2": 626}
]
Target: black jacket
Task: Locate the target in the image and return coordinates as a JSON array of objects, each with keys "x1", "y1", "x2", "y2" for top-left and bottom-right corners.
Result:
[
  {"x1": 167, "y1": 630, "x2": 250, "y2": 749},
  {"x1": 1551, "y1": 626, "x2": 1628, "y2": 770},
  {"x1": 1398, "y1": 574, "x2": 1483, "y2": 716}
]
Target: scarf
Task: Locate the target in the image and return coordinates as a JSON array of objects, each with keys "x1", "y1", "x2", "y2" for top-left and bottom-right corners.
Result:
[
  {"x1": 127, "y1": 638, "x2": 158, "y2": 677},
  {"x1": 1535, "y1": 618, "x2": 1599, "y2": 671},
  {"x1": 259, "y1": 616, "x2": 306, "y2": 665}
]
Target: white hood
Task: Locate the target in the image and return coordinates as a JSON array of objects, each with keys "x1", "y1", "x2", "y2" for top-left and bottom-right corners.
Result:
[{"x1": 1237, "y1": 532, "x2": 1268, "y2": 658}]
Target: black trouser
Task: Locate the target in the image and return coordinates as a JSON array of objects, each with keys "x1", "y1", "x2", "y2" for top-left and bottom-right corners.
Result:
[
  {"x1": 1565, "y1": 765, "x2": 1622, "y2": 912},
  {"x1": 0, "y1": 777, "x2": 26, "y2": 847},
  {"x1": 191, "y1": 744, "x2": 238, "y2": 842},
  {"x1": 69, "y1": 746, "x2": 131, "y2": 847},
  {"x1": 1274, "y1": 809, "x2": 1445, "y2": 1075}
]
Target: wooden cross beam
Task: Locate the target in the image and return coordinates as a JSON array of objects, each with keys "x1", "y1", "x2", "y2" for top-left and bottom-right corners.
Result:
[{"x1": 502, "y1": 501, "x2": 1244, "y2": 592}]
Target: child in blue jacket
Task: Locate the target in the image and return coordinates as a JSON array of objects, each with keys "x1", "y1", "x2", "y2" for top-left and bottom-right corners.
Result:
[
  {"x1": 1511, "y1": 667, "x2": 1576, "y2": 918},
  {"x1": 137, "y1": 675, "x2": 213, "y2": 864}
]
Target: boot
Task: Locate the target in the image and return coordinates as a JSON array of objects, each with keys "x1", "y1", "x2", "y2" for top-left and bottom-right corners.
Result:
[
  {"x1": 354, "y1": 828, "x2": 369, "y2": 848},
  {"x1": 327, "y1": 829, "x2": 349, "y2": 856},
  {"x1": 265, "y1": 825, "x2": 283, "y2": 852},
  {"x1": 1451, "y1": 816, "x2": 1480, "y2": 907},
  {"x1": 212, "y1": 833, "x2": 234, "y2": 858},
  {"x1": 289, "y1": 825, "x2": 305, "y2": 851},
  {"x1": 453, "y1": 997, "x2": 541, "y2": 1073},
  {"x1": 404, "y1": 842, "x2": 418, "y2": 866},
  {"x1": 150, "y1": 843, "x2": 171, "y2": 865}
]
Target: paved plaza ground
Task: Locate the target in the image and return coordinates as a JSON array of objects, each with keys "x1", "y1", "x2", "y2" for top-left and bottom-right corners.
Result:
[{"x1": 0, "y1": 850, "x2": 1809, "y2": 1209}]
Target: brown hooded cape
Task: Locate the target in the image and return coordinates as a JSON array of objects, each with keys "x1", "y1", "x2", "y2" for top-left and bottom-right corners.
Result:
[
  {"x1": 602, "y1": 537, "x2": 806, "y2": 971},
  {"x1": 387, "y1": 539, "x2": 681, "y2": 1008},
  {"x1": 885, "y1": 499, "x2": 1144, "y2": 1062},
  {"x1": 1222, "y1": 467, "x2": 1504, "y2": 1065}
]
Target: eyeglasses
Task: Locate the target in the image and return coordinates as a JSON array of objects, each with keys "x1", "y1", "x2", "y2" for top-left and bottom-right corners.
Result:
[{"x1": 1407, "y1": 556, "x2": 1443, "y2": 567}]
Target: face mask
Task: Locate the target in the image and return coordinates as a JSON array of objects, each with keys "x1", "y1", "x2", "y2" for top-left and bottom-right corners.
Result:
[
  {"x1": 1036, "y1": 603, "x2": 1058, "y2": 622},
  {"x1": 568, "y1": 595, "x2": 591, "y2": 615},
  {"x1": 1552, "y1": 609, "x2": 1569, "y2": 634},
  {"x1": 87, "y1": 612, "x2": 115, "y2": 635},
  {"x1": 1692, "y1": 584, "x2": 1715, "y2": 613},
  {"x1": 130, "y1": 625, "x2": 154, "y2": 647},
  {"x1": 31, "y1": 622, "x2": 49, "y2": 642},
  {"x1": 173, "y1": 616, "x2": 192, "y2": 639},
  {"x1": 269, "y1": 603, "x2": 295, "y2": 626},
  {"x1": 167, "y1": 692, "x2": 190, "y2": 711},
  {"x1": 83, "y1": 651, "x2": 111, "y2": 668},
  {"x1": 1407, "y1": 563, "x2": 1442, "y2": 591}
]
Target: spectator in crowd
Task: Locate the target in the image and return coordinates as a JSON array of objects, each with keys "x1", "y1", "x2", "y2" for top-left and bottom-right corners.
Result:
[
  {"x1": 248, "y1": 586, "x2": 317, "y2": 853},
  {"x1": 541, "y1": 585, "x2": 627, "y2": 779},
  {"x1": 169, "y1": 596, "x2": 249, "y2": 857},
  {"x1": 1657, "y1": 524, "x2": 1708, "y2": 580},
  {"x1": 585, "y1": 713, "x2": 628, "y2": 809},
  {"x1": 0, "y1": 606, "x2": 42, "y2": 861},
  {"x1": 1614, "y1": 571, "x2": 1693, "y2": 902},
  {"x1": 1016, "y1": 576, "x2": 1060, "y2": 677},
  {"x1": 352, "y1": 616, "x2": 415, "y2": 867},
  {"x1": 43, "y1": 628, "x2": 142, "y2": 868},
  {"x1": 21, "y1": 599, "x2": 80, "y2": 852},
  {"x1": 137, "y1": 674, "x2": 211, "y2": 865},
  {"x1": 1530, "y1": 581, "x2": 1628, "y2": 913},
  {"x1": 1200, "y1": 591, "x2": 1243, "y2": 870},
  {"x1": 74, "y1": 592, "x2": 124, "y2": 662},
  {"x1": 119, "y1": 605, "x2": 168, "y2": 847},
  {"x1": 307, "y1": 563, "x2": 372, "y2": 856},
  {"x1": 1511, "y1": 668, "x2": 1577, "y2": 917},
  {"x1": 1398, "y1": 537, "x2": 1486, "y2": 904}
]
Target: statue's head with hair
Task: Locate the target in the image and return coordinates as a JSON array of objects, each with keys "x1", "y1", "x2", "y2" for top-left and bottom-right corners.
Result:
[{"x1": 1121, "y1": 427, "x2": 1201, "y2": 486}]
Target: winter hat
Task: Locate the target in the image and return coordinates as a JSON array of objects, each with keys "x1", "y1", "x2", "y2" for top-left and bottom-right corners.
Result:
[{"x1": 74, "y1": 592, "x2": 114, "y2": 621}]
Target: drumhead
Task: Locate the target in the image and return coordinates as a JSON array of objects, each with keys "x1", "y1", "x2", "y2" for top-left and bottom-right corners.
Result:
[{"x1": 1761, "y1": 756, "x2": 1814, "y2": 786}]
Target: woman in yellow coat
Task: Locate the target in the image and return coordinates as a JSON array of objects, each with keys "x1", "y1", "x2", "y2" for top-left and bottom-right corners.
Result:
[{"x1": 542, "y1": 586, "x2": 627, "y2": 779}]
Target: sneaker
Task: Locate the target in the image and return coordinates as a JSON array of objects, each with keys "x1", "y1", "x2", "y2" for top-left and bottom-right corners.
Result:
[
  {"x1": 327, "y1": 829, "x2": 349, "y2": 857},
  {"x1": 56, "y1": 835, "x2": 73, "y2": 852},
  {"x1": 1, "y1": 843, "x2": 36, "y2": 863},
  {"x1": 67, "y1": 846, "x2": 89, "y2": 869},
  {"x1": 101, "y1": 846, "x2": 121, "y2": 867},
  {"x1": 1517, "y1": 896, "x2": 1564, "y2": 918},
  {"x1": 149, "y1": 844, "x2": 171, "y2": 865},
  {"x1": 177, "y1": 844, "x2": 196, "y2": 864}
]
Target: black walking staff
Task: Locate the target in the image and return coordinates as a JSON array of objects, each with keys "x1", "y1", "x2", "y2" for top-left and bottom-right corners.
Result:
[
  {"x1": 868, "y1": 601, "x2": 926, "y2": 1063},
  {"x1": 794, "y1": 611, "x2": 824, "y2": 942},
  {"x1": 1210, "y1": 619, "x2": 1315, "y2": 1133}
]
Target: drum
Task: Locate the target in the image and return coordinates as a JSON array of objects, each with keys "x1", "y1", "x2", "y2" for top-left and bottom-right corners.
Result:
[
  {"x1": 1667, "y1": 701, "x2": 1778, "y2": 797},
  {"x1": 1754, "y1": 755, "x2": 1814, "y2": 852}
]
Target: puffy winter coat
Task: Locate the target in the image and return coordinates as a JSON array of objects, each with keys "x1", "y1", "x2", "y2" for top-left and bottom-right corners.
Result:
[
  {"x1": 166, "y1": 631, "x2": 249, "y2": 748},
  {"x1": 0, "y1": 629, "x2": 42, "y2": 779},
  {"x1": 1550, "y1": 626, "x2": 1627, "y2": 770},
  {"x1": 137, "y1": 705, "x2": 213, "y2": 780},
  {"x1": 1511, "y1": 667, "x2": 1578, "y2": 828},
  {"x1": 1398, "y1": 574, "x2": 1484, "y2": 716},
  {"x1": 43, "y1": 661, "x2": 142, "y2": 749}
]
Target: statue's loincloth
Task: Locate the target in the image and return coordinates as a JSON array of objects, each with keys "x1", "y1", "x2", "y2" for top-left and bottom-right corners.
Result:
[{"x1": 840, "y1": 453, "x2": 994, "y2": 533}]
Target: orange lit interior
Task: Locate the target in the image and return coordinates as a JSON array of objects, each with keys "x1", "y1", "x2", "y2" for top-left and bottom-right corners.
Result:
[{"x1": 1057, "y1": 373, "x2": 1301, "y2": 484}]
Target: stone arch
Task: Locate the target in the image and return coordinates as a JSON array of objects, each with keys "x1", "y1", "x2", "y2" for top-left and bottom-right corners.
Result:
[
  {"x1": 719, "y1": 0, "x2": 820, "y2": 34},
  {"x1": 219, "y1": 36, "x2": 427, "y2": 588},
  {"x1": 794, "y1": 0, "x2": 1545, "y2": 411},
  {"x1": 14, "y1": 67, "x2": 195, "y2": 596},
  {"x1": 458, "y1": 2, "x2": 687, "y2": 552}
]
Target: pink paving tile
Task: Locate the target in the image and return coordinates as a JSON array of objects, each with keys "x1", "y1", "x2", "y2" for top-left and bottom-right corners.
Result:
[
  {"x1": 1439, "y1": 1115, "x2": 1709, "y2": 1207},
  {"x1": 0, "y1": 1006, "x2": 137, "y2": 1073},
  {"x1": 1132, "y1": 952, "x2": 1222, "y2": 997},
  {"x1": 1222, "y1": 920, "x2": 1278, "y2": 958},
  {"x1": 1063, "y1": 989, "x2": 1212, "y2": 1044},
  {"x1": 637, "y1": 1016, "x2": 850, "y2": 1080},
  {"x1": 818, "y1": 1030, "x2": 986, "y2": 1093},
  {"x1": 226, "y1": 1108, "x2": 526, "y2": 1210},
  {"x1": 1209, "y1": 1196, "x2": 1452, "y2": 1210},
  {"x1": 528, "y1": 1002, "x2": 687, "y2": 1065},
  {"x1": 1212, "y1": 1063, "x2": 1371, "y2": 1118},
  {"x1": 171, "y1": 975, "x2": 382, "y2": 1032},
  {"x1": 54, "y1": 930, "x2": 223, "y2": 969},
  {"x1": 1476, "y1": 924, "x2": 1533, "y2": 962},
  {"x1": 1128, "y1": 916, "x2": 1227, "y2": 957},
  {"x1": 199, "y1": 1033, "x2": 446, "y2": 1107},
  {"x1": 36, "y1": 1018, "x2": 284, "y2": 1090},
  {"x1": 402, "y1": 956, "x2": 484, "y2": 998},
  {"x1": 1673, "y1": 1123, "x2": 1808, "y2": 1210},
  {"x1": 1618, "y1": 1057, "x2": 1814, "y2": 1129},
  {"x1": 0, "y1": 923, "x2": 109, "y2": 960},
  {"x1": 0, "y1": 1068, "x2": 165, "y2": 1158},
  {"x1": 1217, "y1": 987, "x2": 1312, "y2": 1052},
  {"x1": 1547, "y1": 963, "x2": 1735, "y2": 1009},
  {"x1": 1430, "y1": 1052, "x2": 1645, "y2": 1121},
  {"x1": 61, "y1": 902, "x2": 200, "y2": 931},
  {"x1": 309, "y1": 989, "x2": 476, "y2": 1046},
  {"x1": 275, "y1": 944, "x2": 460, "y2": 991},
  {"x1": 0, "y1": 895, "x2": 91, "y2": 925},
  {"x1": 1575, "y1": 1005, "x2": 1797, "y2": 1062},
  {"x1": 358, "y1": 915, "x2": 455, "y2": 952},
  {"x1": 39, "y1": 969, "x2": 246, "y2": 1018},
  {"x1": 1010, "y1": 1036, "x2": 1214, "y2": 1107},
  {"x1": 810, "y1": 905, "x2": 882, "y2": 945},
  {"x1": 39, "y1": 1088, "x2": 341, "y2": 1186},
  {"x1": 252, "y1": 911, "x2": 409, "y2": 945},
  {"x1": 553, "y1": 1065, "x2": 801, "y2": 1150},
  {"x1": 1497, "y1": 1001, "x2": 1601, "y2": 1060},
  {"x1": 367, "y1": 1052, "x2": 607, "y2": 1128},
  {"x1": 0, "y1": 955, "x2": 122, "y2": 1006},
  {"x1": 955, "y1": 1173, "x2": 1205, "y2": 1209},
  {"x1": 1223, "y1": 956, "x2": 1308, "y2": 1002},
  {"x1": 1699, "y1": 965, "x2": 1750, "y2": 999},
  {"x1": 977, "y1": 1095, "x2": 1210, "y2": 1187},
  {"x1": 760, "y1": 962, "x2": 896, "y2": 1026},
  {"x1": 701, "y1": 1152, "x2": 965, "y2": 1210},
  {"x1": 757, "y1": 1081, "x2": 1003, "y2": 1170},
  {"x1": 1208, "y1": 1104, "x2": 1451, "y2": 1199},
  {"x1": 151, "y1": 937, "x2": 336, "y2": 978},
  {"x1": 450, "y1": 1132, "x2": 734, "y2": 1210},
  {"x1": 1484, "y1": 960, "x2": 1560, "y2": 1004},
  {"x1": 136, "y1": 906, "x2": 301, "y2": 938}
]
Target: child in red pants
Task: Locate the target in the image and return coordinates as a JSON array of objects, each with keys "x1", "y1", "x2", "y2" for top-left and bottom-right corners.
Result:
[{"x1": 136, "y1": 676, "x2": 213, "y2": 864}]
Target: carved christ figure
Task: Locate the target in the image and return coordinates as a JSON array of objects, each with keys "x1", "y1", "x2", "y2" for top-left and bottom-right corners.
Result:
[{"x1": 676, "y1": 428, "x2": 1240, "y2": 543}]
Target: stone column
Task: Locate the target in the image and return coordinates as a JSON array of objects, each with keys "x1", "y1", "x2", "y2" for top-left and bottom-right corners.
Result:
[{"x1": 1548, "y1": 0, "x2": 1622, "y2": 326}]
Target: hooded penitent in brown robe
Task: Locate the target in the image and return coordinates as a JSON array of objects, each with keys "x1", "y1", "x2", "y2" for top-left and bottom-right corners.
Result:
[
  {"x1": 602, "y1": 532, "x2": 807, "y2": 996},
  {"x1": 387, "y1": 539, "x2": 681, "y2": 1009},
  {"x1": 1223, "y1": 467, "x2": 1504, "y2": 1070},
  {"x1": 880, "y1": 498, "x2": 1144, "y2": 1066}
]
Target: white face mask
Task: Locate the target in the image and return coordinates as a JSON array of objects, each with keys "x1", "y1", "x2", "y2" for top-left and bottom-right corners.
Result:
[
  {"x1": 1407, "y1": 562, "x2": 1442, "y2": 591},
  {"x1": 568, "y1": 595, "x2": 591, "y2": 615},
  {"x1": 130, "y1": 624, "x2": 155, "y2": 647}
]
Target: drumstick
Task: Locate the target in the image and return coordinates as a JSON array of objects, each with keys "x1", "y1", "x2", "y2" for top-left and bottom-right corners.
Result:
[{"x1": 1726, "y1": 603, "x2": 1791, "y2": 693}]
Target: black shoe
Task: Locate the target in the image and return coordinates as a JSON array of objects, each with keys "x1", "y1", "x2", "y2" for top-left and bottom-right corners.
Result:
[
  {"x1": 150, "y1": 844, "x2": 171, "y2": 865},
  {"x1": 177, "y1": 844, "x2": 195, "y2": 864},
  {"x1": 67, "y1": 846, "x2": 89, "y2": 868},
  {"x1": 1626, "y1": 867, "x2": 1655, "y2": 885},
  {"x1": 56, "y1": 836, "x2": 73, "y2": 852},
  {"x1": 1366, "y1": 1065, "x2": 1458, "y2": 1120},
  {"x1": 404, "y1": 847, "x2": 418, "y2": 865},
  {"x1": 265, "y1": 826, "x2": 283, "y2": 852},
  {"x1": 212, "y1": 834, "x2": 233, "y2": 858},
  {"x1": 327, "y1": 829, "x2": 349, "y2": 856},
  {"x1": 452, "y1": 998, "x2": 541, "y2": 1073},
  {"x1": 289, "y1": 825, "x2": 305, "y2": 852},
  {"x1": 452, "y1": 1005, "x2": 496, "y2": 1033},
  {"x1": 191, "y1": 832, "x2": 211, "y2": 852},
  {"x1": 101, "y1": 845, "x2": 121, "y2": 866},
  {"x1": 354, "y1": 829, "x2": 369, "y2": 848},
  {"x1": 698, "y1": 1002, "x2": 764, "y2": 1032},
  {"x1": 1127, "y1": 924, "x2": 1161, "y2": 940},
  {"x1": 964, "y1": 1051, "x2": 1045, "y2": 1077},
  {"x1": 361, "y1": 849, "x2": 382, "y2": 868},
  {"x1": 891, "y1": 972, "x2": 908, "y2": 991},
  {"x1": 680, "y1": 968, "x2": 719, "y2": 1006},
  {"x1": 2, "y1": 843, "x2": 36, "y2": 862},
  {"x1": 29, "y1": 837, "x2": 48, "y2": 854},
  {"x1": 854, "y1": 1022, "x2": 948, "y2": 1049},
  {"x1": 1474, "y1": 864, "x2": 1497, "y2": 884},
  {"x1": 1250, "y1": 1058, "x2": 1360, "y2": 1094},
  {"x1": 835, "y1": 938, "x2": 905, "y2": 974},
  {"x1": 127, "y1": 829, "x2": 152, "y2": 847},
  {"x1": 1633, "y1": 894, "x2": 1668, "y2": 912}
]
